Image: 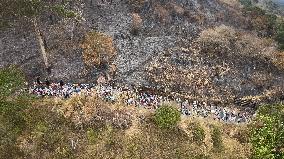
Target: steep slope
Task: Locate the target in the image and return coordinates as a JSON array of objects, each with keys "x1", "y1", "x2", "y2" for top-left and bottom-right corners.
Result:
[{"x1": 1, "y1": 0, "x2": 284, "y2": 105}]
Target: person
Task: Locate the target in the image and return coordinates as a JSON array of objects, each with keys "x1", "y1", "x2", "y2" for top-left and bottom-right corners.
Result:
[
  {"x1": 36, "y1": 77, "x2": 41, "y2": 85},
  {"x1": 45, "y1": 78, "x2": 50, "y2": 87},
  {"x1": 59, "y1": 80, "x2": 64, "y2": 87}
]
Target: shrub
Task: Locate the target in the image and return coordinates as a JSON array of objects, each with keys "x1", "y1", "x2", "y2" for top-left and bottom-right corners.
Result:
[
  {"x1": 0, "y1": 67, "x2": 25, "y2": 98},
  {"x1": 197, "y1": 25, "x2": 237, "y2": 56},
  {"x1": 239, "y1": 0, "x2": 252, "y2": 8},
  {"x1": 81, "y1": 31, "x2": 116, "y2": 68},
  {"x1": 190, "y1": 122, "x2": 205, "y2": 144},
  {"x1": 250, "y1": 104, "x2": 284, "y2": 159},
  {"x1": 233, "y1": 127, "x2": 250, "y2": 144},
  {"x1": 242, "y1": 5, "x2": 278, "y2": 37},
  {"x1": 87, "y1": 128, "x2": 98, "y2": 144},
  {"x1": 154, "y1": 105, "x2": 181, "y2": 129},
  {"x1": 211, "y1": 126, "x2": 223, "y2": 151},
  {"x1": 275, "y1": 21, "x2": 284, "y2": 50},
  {"x1": 130, "y1": 13, "x2": 142, "y2": 36},
  {"x1": 128, "y1": 0, "x2": 145, "y2": 12}
]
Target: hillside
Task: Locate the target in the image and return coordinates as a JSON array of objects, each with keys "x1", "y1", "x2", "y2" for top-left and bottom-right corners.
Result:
[
  {"x1": 1, "y1": 0, "x2": 284, "y2": 105},
  {"x1": 1, "y1": 0, "x2": 284, "y2": 158}
]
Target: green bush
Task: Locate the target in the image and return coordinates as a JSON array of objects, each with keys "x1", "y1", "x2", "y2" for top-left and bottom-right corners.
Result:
[
  {"x1": 87, "y1": 128, "x2": 98, "y2": 144},
  {"x1": 154, "y1": 105, "x2": 181, "y2": 129},
  {"x1": 250, "y1": 104, "x2": 284, "y2": 159},
  {"x1": 242, "y1": 4, "x2": 278, "y2": 37},
  {"x1": 211, "y1": 126, "x2": 223, "y2": 151},
  {"x1": 0, "y1": 67, "x2": 25, "y2": 98},
  {"x1": 0, "y1": 67, "x2": 27, "y2": 158},
  {"x1": 239, "y1": 0, "x2": 252, "y2": 8},
  {"x1": 275, "y1": 22, "x2": 284, "y2": 50},
  {"x1": 190, "y1": 122, "x2": 205, "y2": 144}
]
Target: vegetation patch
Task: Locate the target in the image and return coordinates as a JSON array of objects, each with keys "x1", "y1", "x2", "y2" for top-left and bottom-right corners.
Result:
[
  {"x1": 211, "y1": 126, "x2": 223, "y2": 152},
  {"x1": 81, "y1": 31, "x2": 116, "y2": 68},
  {"x1": 127, "y1": 0, "x2": 145, "y2": 12},
  {"x1": 250, "y1": 104, "x2": 284, "y2": 158},
  {"x1": 154, "y1": 105, "x2": 181, "y2": 129},
  {"x1": 86, "y1": 128, "x2": 99, "y2": 144},
  {"x1": 189, "y1": 122, "x2": 206, "y2": 144}
]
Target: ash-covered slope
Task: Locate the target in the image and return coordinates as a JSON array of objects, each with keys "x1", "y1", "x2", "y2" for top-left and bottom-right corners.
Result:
[{"x1": 1, "y1": 0, "x2": 284, "y2": 104}]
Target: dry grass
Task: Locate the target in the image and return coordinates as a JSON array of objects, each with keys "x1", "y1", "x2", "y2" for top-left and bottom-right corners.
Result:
[
  {"x1": 128, "y1": 0, "x2": 145, "y2": 12},
  {"x1": 197, "y1": 24, "x2": 277, "y2": 57},
  {"x1": 21, "y1": 94, "x2": 252, "y2": 159},
  {"x1": 81, "y1": 31, "x2": 116, "y2": 67},
  {"x1": 219, "y1": 0, "x2": 241, "y2": 7},
  {"x1": 171, "y1": 3, "x2": 185, "y2": 15},
  {"x1": 180, "y1": 117, "x2": 251, "y2": 159},
  {"x1": 154, "y1": 4, "x2": 170, "y2": 23},
  {"x1": 131, "y1": 13, "x2": 143, "y2": 35},
  {"x1": 272, "y1": 51, "x2": 284, "y2": 69}
]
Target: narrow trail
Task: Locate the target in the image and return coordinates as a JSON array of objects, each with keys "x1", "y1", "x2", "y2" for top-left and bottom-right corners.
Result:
[{"x1": 28, "y1": 81, "x2": 257, "y2": 125}]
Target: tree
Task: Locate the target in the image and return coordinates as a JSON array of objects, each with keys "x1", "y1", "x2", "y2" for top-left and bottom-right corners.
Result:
[
  {"x1": 250, "y1": 104, "x2": 284, "y2": 159},
  {"x1": 154, "y1": 105, "x2": 181, "y2": 129},
  {"x1": 0, "y1": 0, "x2": 77, "y2": 71}
]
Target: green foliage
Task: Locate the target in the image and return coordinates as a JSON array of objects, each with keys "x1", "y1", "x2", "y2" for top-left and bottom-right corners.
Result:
[
  {"x1": 24, "y1": 106, "x2": 75, "y2": 158},
  {"x1": 267, "y1": 14, "x2": 277, "y2": 27},
  {"x1": 246, "y1": 6, "x2": 266, "y2": 15},
  {"x1": 0, "y1": 67, "x2": 27, "y2": 134},
  {"x1": 52, "y1": 4, "x2": 77, "y2": 18},
  {"x1": 154, "y1": 105, "x2": 181, "y2": 129},
  {"x1": 0, "y1": 67, "x2": 25, "y2": 98},
  {"x1": 0, "y1": 67, "x2": 27, "y2": 158},
  {"x1": 239, "y1": 0, "x2": 252, "y2": 8},
  {"x1": 241, "y1": 3, "x2": 279, "y2": 37},
  {"x1": 87, "y1": 128, "x2": 98, "y2": 144},
  {"x1": 0, "y1": 0, "x2": 77, "y2": 29},
  {"x1": 275, "y1": 21, "x2": 284, "y2": 50},
  {"x1": 0, "y1": 0, "x2": 43, "y2": 25},
  {"x1": 211, "y1": 126, "x2": 223, "y2": 151},
  {"x1": 189, "y1": 122, "x2": 205, "y2": 144},
  {"x1": 0, "y1": 100, "x2": 27, "y2": 133},
  {"x1": 250, "y1": 104, "x2": 284, "y2": 159}
]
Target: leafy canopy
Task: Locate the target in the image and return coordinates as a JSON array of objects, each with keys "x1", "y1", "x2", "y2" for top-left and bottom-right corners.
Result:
[
  {"x1": 154, "y1": 105, "x2": 181, "y2": 129},
  {"x1": 250, "y1": 104, "x2": 284, "y2": 159},
  {"x1": 0, "y1": 0, "x2": 77, "y2": 28}
]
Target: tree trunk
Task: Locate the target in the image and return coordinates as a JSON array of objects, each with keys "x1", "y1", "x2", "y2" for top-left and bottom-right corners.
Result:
[{"x1": 33, "y1": 18, "x2": 49, "y2": 70}]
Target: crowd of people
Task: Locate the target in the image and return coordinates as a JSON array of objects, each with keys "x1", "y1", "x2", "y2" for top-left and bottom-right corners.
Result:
[{"x1": 29, "y1": 78, "x2": 255, "y2": 124}]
